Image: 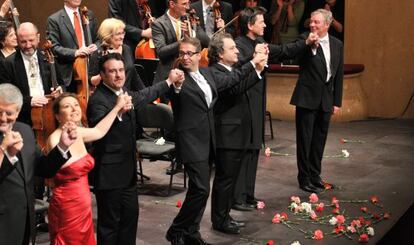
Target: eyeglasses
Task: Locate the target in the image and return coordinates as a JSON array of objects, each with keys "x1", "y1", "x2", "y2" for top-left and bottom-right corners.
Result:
[{"x1": 179, "y1": 50, "x2": 199, "y2": 57}]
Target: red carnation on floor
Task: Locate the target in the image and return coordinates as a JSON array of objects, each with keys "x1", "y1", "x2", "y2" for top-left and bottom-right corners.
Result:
[
  {"x1": 267, "y1": 240, "x2": 274, "y2": 245},
  {"x1": 176, "y1": 200, "x2": 182, "y2": 208},
  {"x1": 359, "y1": 234, "x2": 369, "y2": 243},
  {"x1": 313, "y1": 230, "x2": 324, "y2": 240}
]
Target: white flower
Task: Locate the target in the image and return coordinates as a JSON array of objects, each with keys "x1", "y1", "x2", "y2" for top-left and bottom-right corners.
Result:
[
  {"x1": 155, "y1": 137, "x2": 166, "y2": 145},
  {"x1": 289, "y1": 202, "x2": 298, "y2": 211},
  {"x1": 329, "y1": 217, "x2": 338, "y2": 225},
  {"x1": 291, "y1": 241, "x2": 301, "y2": 245},
  {"x1": 366, "y1": 227, "x2": 375, "y2": 236},
  {"x1": 300, "y1": 202, "x2": 312, "y2": 213},
  {"x1": 341, "y1": 149, "x2": 350, "y2": 158}
]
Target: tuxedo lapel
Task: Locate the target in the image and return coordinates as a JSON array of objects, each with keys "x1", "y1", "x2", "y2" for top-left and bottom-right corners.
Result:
[
  {"x1": 329, "y1": 36, "x2": 339, "y2": 77},
  {"x1": 60, "y1": 10, "x2": 78, "y2": 47},
  {"x1": 14, "y1": 52, "x2": 30, "y2": 97},
  {"x1": 200, "y1": 69, "x2": 217, "y2": 100},
  {"x1": 185, "y1": 73, "x2": 209, "y2": 108}
]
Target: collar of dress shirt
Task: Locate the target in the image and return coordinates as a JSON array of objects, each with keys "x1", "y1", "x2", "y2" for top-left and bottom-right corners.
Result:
[
  {"x1": 21, "y1": 50, "x2": 38, "y2": 62},
  {"x1": 319, "y1": 34, "x2": 329, "y2": 45},
  {"x1": 167, "y1": 10, "x2": 180, "y2": 23},
  {"x1": 202, "y1": 0, "x2": 214, "y2": 12},
  {"x1": 64, "y1": 4, "x2": 80, "y2": 17},
  {"x1": 218, "y1": 62, "x2": 232, "y2": 72},
  {"x1": 103, "y1": 82, "x2": 123, "y2": 96}
]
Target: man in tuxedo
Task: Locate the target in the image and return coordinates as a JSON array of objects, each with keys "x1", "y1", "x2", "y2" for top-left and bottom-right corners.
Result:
[
  {"x1": 46, "y1": 0, "x2": 98, "y2": 91},
  {"x1": 0, "y1": 22, "x2": 62, "y2": 126},
  {"x1": 208, "y1": 32, "x2": 265, "y2": 234},
  {"x1": 190, "y1": 0, "x2": 234, "y2": 37},
  {"x1": 165, "y1": 36, "x2": 266, "y2": 244},
  {"x1": 87, "y1": 53, "x2": 183, "y2": 245},
  {"x1": 0, "y1": 83, "x2": 75, "y2": 245},
  {"x1": 290, "y1": 8, "x2": 343, "y2": 192},
  {"x1": 152, "y1": 0, "x2": 209, "y2": 86},
  {"x1": 233, "y1": 6, "x2": 317, "y2": 209},
  {"x1": 108, "y1": 0, "x2": 153, "y2": 60}
]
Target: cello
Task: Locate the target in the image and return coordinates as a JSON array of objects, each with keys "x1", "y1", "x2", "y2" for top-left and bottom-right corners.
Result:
[
  {"x1": 134, "y1": 0, "x2": 157, "y2": 59},
  {"x1": 31, "y1": 40, "x2": 59, "y2": 149},
  {"x1": 72, "y1": 6, "x2": 92, "y2": 127}
]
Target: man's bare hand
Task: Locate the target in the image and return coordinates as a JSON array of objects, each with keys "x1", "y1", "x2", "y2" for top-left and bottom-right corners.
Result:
[
  {"x1": 50, "y1": 86, "x2": 63, "y2": 99},
  {"x1": 306, "y1": 32, "x2": 319, "y2": 46},
  {"x1": 1, "y1": 130, "x2": 23, "y2": 157},
  {"x1": 31, "y1": 96, "x2": 49, "y2": 107}
]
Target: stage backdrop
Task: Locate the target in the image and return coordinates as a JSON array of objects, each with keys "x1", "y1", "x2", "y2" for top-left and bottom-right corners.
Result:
[{"x1": 13, "y1": 0, "x2": 414, "y2": 119}]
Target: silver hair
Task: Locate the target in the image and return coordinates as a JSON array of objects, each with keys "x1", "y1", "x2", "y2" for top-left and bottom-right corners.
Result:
[
  {"x1": 311, "y1": 8, "x2": 333, "y2": 25},
  {"x1": 0, "y1": 83, "x2": 23, "y2": 110}
]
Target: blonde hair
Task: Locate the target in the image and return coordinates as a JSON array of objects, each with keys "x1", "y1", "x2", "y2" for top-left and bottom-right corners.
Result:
[{"x1": 97, "y1": 18, "x2": 126, "y2": 46}]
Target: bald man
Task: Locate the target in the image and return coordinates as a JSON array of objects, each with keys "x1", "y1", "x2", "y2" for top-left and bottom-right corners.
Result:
[{"x1": 0, "y1": 22, "x2": 63, "y2": 126}]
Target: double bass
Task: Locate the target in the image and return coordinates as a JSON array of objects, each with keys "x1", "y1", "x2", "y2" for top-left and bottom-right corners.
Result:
[
  {"x1": 135, "y1": 0, "x2": 157, "y2": 59},
  {"x1": 31, "y1": 40, "x2": 59, "y2": 149},
  {"x1": 72, "y1": 6, "x2": 92, "y2": 126}
]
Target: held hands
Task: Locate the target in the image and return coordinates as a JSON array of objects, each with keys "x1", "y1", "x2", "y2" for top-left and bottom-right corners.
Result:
[
  {"x1": 306, "y1": 32, "x2": 319, "y2": 46},
  {"x1": 333, "y1": 106, "x2": 340, "y2": 115},
  {"x1": 58, "y1": 121, "x2": 77, "y2": 151},
  {"x1": 116, "y1": 92, "x2": 133, "y2": 114},
  {"x1": 1, "y1": 130, "x2": 23, "y2": 157},
  {"x1": 141, "y1": 28, "x2": 152, "y2": 39},
  {"x1": 167, "y1": 69, "x2": 185, "y2": 88},
  {"x1": 253, "y1": 43, "x2": 269, "y2": 72}
]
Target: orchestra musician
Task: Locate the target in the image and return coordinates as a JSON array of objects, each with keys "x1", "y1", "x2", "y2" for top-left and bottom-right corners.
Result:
[{"x1": 46, "y1": 0, "x2": 98, "y2": 91}]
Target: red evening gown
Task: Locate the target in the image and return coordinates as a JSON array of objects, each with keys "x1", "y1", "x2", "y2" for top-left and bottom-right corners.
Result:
[{"x1": 48, "y1": 154, "x2": 96, "y2": 245}]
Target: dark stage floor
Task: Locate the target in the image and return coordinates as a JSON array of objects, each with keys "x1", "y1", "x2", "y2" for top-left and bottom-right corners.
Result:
[{"x1": 36, "y1": 119, "x2": 414, "y2": 244}]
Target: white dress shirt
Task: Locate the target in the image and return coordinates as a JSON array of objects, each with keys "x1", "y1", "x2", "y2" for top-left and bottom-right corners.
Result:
[
  {"x1": 312, "y1": 34, "x2": 331, "y2": 82},
  {"x1": 21, "y1": 51, "x2": 45, "y2": 97}
]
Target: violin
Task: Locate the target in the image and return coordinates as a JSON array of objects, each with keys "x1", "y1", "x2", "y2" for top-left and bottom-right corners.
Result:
[
  {"x1": 31, "y1": 40, "x2": 59, "y2": 149},
  {"x1": 135, "y1": 0, "x2": 157, "y2": 59}
]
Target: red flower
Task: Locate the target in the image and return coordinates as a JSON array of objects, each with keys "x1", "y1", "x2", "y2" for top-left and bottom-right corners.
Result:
[
  {"x1": 359, "y1": 216, "x2": 366, "y2": 225},
  {"x1": 310, "y1": 210, "x2": 318, "y2": 220},
  {"x1": 360, "y1": 206, "x2": 368, "y2": 213},
  {"x1": 309, "y1": 193, "x2": 319, "y2": 203},
  {"x1": 267, "y1": 240, "x2": 274, "y2": 245},
  {"x1": 384, "y1": 212, "x2": 391, "y2": 219},
  {"x1": 272, "y1": 214, "x2": 281, "y2": 223},
  {"x1": 280, "y1": 212, "x2": 288, "y2": 220},
  {"x1": 176, "y1": 200, "x2": 182, "y2": 208},
  {"x1": 336, "y1": 215, "x2": 345, "y2": 225},
  {"x1": 324, "y1": 182, "x2": 333, "y2": 190},
  {"x1": 370, "y1": 196, "x2": 379, "y2": 204},
  {"x1": 359, "y1": 234, "x2": 369, "y2": 243},
  {"x1": 331, "y1": 197, "x2": 339, "y2": 208},
  {"x1": 373, "y1": 213, "x2": 381, "y2": 220},
  {"x1": 332, "y1": 208, "x2": 340, "y2": 215},
  {"x1": 351, "y1": 219, "x2": 362, "y2": 228},
  {"x1": 334, "y1": 225, "x2": 346, "y2": 234},
  {"x1": 313, "y1": 230, "x2": 324, "y2": 240},
  {"x1": 365, "y1": 220, "x2": 372, "y2": 226},
  {"x1": 340, "y1": 138, "x2": 346, "y2": 144},
  {"x1": 264, "y1": 147, "x2": 271, "y2": 157},
  {"x1": 315, "y1": 202, "x2": 325, "y2": 213}
]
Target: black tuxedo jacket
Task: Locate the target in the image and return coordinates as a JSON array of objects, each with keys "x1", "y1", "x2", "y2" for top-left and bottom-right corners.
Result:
[
  {"x1": 210, "y1": 63, "x2": 261, "y2": 149},
  {"x1": 46, "y1": 8, "x2": 98, "y2": 87},
  {"x1": 290, "y1": 33, "x2": 343, "y2": 112},
  {"x1": 108, "y1": 0, "x2": 144, "y2": 56},
  {"x1": 151, "y1": 13, "x2": 210, "y2": 83},
  {"x1": 190, "y1": 0, "x2": 234, "y2": 35},
  {"x1": 235, "y1": 35, "x2": 308, "y2": 148},
  {"x1": 87, "y1": 81, "x2": 170, "y2": 190},
  {"x1": 0, "y1": 50, "x2": 55, "y2": 126},
  {"x1": 0, "y1": 122, "x2": 69, "y2": 244},
  {"x1": 169, "y1": 62, "x2": 255, "y2": 163}
]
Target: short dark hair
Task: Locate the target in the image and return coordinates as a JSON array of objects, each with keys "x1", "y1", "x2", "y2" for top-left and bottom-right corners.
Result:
[
  {"x1": 0, "y1": 21, "x2": 14, "y2": 49},
  {"x1": 208, "y1": 32, "x2": 233, "y2": 65},
  {"x1": 179, "y1": 36, "x2": 201, "y2": 52},
  {"x1": 239, "y1": 6, "x2": 266, "y2": 36},
  {"x1": 98, "y1": 52, "x2": 124, "y2": 73},
  {"x1": 52, "y1": 92, "x2": 78, "y2": 116}
]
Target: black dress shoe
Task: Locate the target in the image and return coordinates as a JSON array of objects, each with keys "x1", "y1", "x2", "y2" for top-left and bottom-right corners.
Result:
[
  {"x1": 232, "y1": 203, "x2": 255, "y2": 211},
  {"x1": 311, "y1": 180, "x2": 335, "y2": 189},
  {"x1": 229, "y1": 217, "x2": 245, "y2": 228},
  {"x1": 167, "y1": 236, "x2": 185, "y2": 245},
  {"x1": 184, "y1": 236, "x2": 211, "y2": 245},
  {"x1": 213, "y1": 223, "x2": 240, "y2": 234},
  {"x1": 299, "y1": 184, "x2": 320, "y2": 193},
  {"x1": 246, "y1": 197, "x2": 263, "y2": 205}
]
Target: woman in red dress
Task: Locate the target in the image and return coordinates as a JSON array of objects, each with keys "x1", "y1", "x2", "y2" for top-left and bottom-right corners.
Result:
[{"x1": 44, "y1": 92, "x2": 132, "y2": 245}]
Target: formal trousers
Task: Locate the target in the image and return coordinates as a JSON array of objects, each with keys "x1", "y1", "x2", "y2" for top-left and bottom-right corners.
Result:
[
  {"x1": 166, "y1": 160, "x2": 211, "y2": 240},
  {"x1": 295, "y1": 106, "x2": 332, "y2": 186},
  {"x1": 95, "y1": 184, "x2": 139, "y2": 245},
  {"x1": 233, "y1": 149, "x2": 260, "y2": 204},
  {"x1": 211, "y1": 148, "x2": 245, "y2": 227}
]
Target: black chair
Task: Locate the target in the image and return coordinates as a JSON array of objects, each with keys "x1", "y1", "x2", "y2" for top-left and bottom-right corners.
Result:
[
  {"x1": 134, "y1": 58, "x2": 159, "y2": 87},
  {"x1": 265, "y1": 110, "x2": 274, "y2": 139},
  {"x1": 136, "y1": 103, "x2": 186, "y2": 196}
]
